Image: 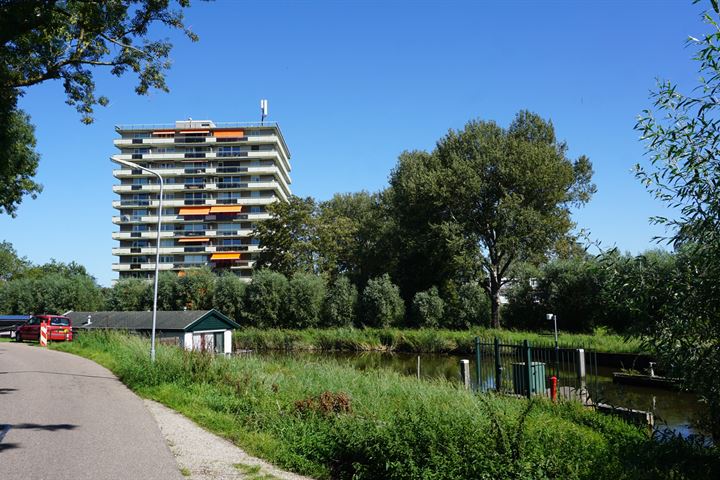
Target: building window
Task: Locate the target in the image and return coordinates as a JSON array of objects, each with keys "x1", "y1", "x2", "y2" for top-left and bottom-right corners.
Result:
[
  {"x1": 159, "y1": 255, "x2": 174, "y2": 263},
  {"x1": 184, "y1": 255, "x2": 206, "y2": 264},
  {"x1": 218, "y1": 146, "x2": 242, "y2": 157}
]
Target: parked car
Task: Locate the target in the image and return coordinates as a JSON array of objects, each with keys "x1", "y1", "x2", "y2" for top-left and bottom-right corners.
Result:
[{"x1": 16, "y1": 315, "x2": 73, "y2": 342}]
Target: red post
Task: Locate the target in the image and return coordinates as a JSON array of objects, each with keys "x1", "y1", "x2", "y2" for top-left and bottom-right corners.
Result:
[{"x1": 550, "y1": 376, "x2": 557, "y2": 402}]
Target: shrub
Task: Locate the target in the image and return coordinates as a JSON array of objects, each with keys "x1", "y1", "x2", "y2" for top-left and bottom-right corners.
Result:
[
  {"x1": 322, "y1": 276, "x2": 358, "y2": 327},
  {"x1": 213, "y1": 273, "x2": 247, "y2": 322},
  {"x1": 361, "y1": 274, "x2": 405, "y2": 328},
  {"x1": 243, "y1": 270, "x2": 289, "y2": 328},
  {"x1": 105, "y1": 278, "x2": 152, "y2": 311},
  {"x1": 441, "y1": 282, "x2": 491, "y2": 329},
  {"x1": 285, "y1": 272, "x2": 326, "y2": 328},
  {"x1": 0, "y1": 273, "x2": 105, "y2": 314},
  {"x1": 411, "y1": 287, "x2": 445, "y2": 328},
  {"x1": 178, "y1": 267, "x2": 216, "y2": 310}
]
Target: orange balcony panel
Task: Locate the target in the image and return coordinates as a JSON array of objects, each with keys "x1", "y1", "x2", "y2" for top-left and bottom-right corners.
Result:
[
  {"x1": 211, "y1": 253, "x2": 241, "y2": 260},
  {"x1": 209, "y1": 205, "x2": 242, "y2": 214},
  {"x1": 213, "y1": 129, "x2": 245, "y2": 138},
  {"x1": 178, "y1": 207, "x2": 210, "y2": 215},
  {"x1": 178, "y1": 237, "x2": 209, "y2": 243}
]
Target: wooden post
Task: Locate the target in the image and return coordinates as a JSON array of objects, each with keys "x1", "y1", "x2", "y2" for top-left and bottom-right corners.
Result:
[
  {"x1": 460, "y1": 359, "x2": 471, "y2": 390},
  {"x1": 524, "y1": 340, "x2": 532, "y2": 398},
  {"x1": 417, "y1": 356, "x2": 421, "y2": 380},
  {"x1": 494, "y1": 337, "x2": 502, "y2": 392}
]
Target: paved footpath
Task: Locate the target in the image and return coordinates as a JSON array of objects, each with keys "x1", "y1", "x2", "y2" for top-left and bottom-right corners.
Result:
[{"x1": 0, "y1": 341, "x2": 182, "y2": 480}]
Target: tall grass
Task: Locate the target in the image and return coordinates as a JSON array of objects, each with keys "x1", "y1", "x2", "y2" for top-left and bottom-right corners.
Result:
[
  {"x1": 233, "y1": 327, "x2": 646, "y2": 354},
  {"x1": 53, "y1": 332, "x2": 716, "y2": 479}
]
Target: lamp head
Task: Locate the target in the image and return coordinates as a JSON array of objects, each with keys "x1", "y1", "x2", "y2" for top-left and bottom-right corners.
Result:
[{"x1": 546, "y1": 313, "x2": 554, "y2": 321}]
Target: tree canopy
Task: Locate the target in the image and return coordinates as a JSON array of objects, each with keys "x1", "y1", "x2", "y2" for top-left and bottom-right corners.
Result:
[
  {"x1": 635, "y1": 0, "x2": 720, "y2": 440},
  {"x1": 0, "y1": 0, "x2": 197, "y2": 215},
  {"x1": 389, "y1": 111, "x2": 595, "y2": 328}
]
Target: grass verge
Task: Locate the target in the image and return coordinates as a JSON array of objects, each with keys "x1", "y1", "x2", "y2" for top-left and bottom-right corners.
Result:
[
  {"x1": 53, "y1": 332, "x2": 716, "y2": 480},
  {"x1": 232, "y1": 327, "x2": 646, "y2": 355}
]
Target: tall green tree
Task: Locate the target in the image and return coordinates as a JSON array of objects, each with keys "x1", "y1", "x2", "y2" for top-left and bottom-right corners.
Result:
[
  {"x1": 635, "y1": 0, "x2": 720, "y2": 439},
  {"x1": 0, "y1": 0, "x2": 197, "y2": 215},
  {"x1": 316, "y1": 191, "x2": 392, "y2": 286},
  {"x1": 392, "y1": 112, "x2": 595, "y2": 328},
  {"x1": 0, "y1": 240, "x2": 31, "y2": 281},
  {"x1": 253, "y1": 196, "x2": 318, "y2": 276}
]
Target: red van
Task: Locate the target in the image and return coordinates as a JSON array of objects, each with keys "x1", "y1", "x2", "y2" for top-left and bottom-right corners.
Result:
[{"x1": 16, "y1": 315, "x2": 73, "y2": 342}]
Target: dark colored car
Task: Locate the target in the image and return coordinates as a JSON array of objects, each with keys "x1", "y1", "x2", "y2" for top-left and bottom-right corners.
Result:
[{"x1": 16, "y1": 315, "x2": 73, "y2": 342}]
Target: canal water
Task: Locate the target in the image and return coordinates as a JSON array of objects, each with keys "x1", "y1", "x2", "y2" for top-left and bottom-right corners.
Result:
[{"x1": 254, "y1": 350, "x2": 706, "y2": 438}]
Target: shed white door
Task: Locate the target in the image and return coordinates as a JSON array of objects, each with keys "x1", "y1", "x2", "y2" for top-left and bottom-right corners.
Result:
[{"x1": 192, "y1": 332, "x2": 215, "y2": 352}]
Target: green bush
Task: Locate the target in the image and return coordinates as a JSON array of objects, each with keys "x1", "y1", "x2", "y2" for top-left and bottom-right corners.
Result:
[
  {"x1": 445, "y1": 282, "x2": 490, "y2": 329},
  {"x1": 0, "y1": 273, "x2": 105, "y2": 314},
  {"x1": 411, "y1": 286, "x2": 445, "y2": 328},
  {"x1": 243, "y1": 270, "x2": 289, "y2": 328},
  {"x1": 212, "y1": 273, "x2": 246, "y2": 322},
  {"x1": 105, "y1": 278, "x2": 152, "y2": 311},
  {"x1": 322, "y1": 275, "x2": 358, "y2": 327},
  {"x1": 285, "y1": 272, "x2": 326, "y2": 328},
  {"x1": 361, "y1": 274, "x2": 405, "y2": 328}
]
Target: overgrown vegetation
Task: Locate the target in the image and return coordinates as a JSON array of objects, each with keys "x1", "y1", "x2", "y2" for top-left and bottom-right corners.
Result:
[
  {"x1": 232, "y1": 327, "x2": 646, "y2": 355},
  {"x1": 53, "y1": 332, "x2": 719, "y2": 480}
]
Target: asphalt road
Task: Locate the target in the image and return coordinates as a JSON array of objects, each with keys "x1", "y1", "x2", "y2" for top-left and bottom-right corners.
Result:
[{"x1": 0, "y1": 341, "x2": 182, "y2": 480}]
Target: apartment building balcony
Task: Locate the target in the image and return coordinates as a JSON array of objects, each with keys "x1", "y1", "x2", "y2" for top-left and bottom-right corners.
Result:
[
  {"x1": 112, "y1": 184, "x2": 186, "y2": 193},
  {"x1": 112, "y1": 262, "x2": 176, "y2": 272},
  {"x1": 112, "y1": 196, "x2": 279, "y2": 209},
  {"x1": 112, "y1": 231, "x2": 175, "y2": 240},
  {"x1": 112, "y1": 214, "x2": 184, "y2": 225}
]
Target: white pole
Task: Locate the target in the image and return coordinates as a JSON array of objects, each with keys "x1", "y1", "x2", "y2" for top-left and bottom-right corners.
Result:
[{"x1": 111, "y1": 157, "x2": 163, "y2": 362}]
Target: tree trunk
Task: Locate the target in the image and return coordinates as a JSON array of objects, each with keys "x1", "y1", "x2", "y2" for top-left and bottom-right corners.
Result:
[
  {"x1": 490, "y1": 290, "x2": 501, "y2": 329},
  {"x1": 488, "y1": 269, "x2": 501, "y2": 329}
]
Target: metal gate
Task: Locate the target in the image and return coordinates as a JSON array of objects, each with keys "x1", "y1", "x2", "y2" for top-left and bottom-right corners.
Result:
[{"x1": 474, "y1": 337, "x2": 598, "y2": 404}]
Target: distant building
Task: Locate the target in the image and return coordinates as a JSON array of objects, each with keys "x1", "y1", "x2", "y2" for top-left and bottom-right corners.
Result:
[
  {"x1": 111, "y1": 119, "x2": 292, "y2": 280},
  {"x1": 66, "y1": 309, "x2": 240, "y2": 354}
]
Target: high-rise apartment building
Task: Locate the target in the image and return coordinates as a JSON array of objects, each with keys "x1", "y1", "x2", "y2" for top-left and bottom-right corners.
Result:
[{"x1": 111, "y1": 120, "x2": 291, "y2": 280}]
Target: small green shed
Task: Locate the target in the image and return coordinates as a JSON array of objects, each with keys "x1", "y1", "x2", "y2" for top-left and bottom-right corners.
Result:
[{"x1": 66, "y1": 309, "x2": 240, "y2": 354}]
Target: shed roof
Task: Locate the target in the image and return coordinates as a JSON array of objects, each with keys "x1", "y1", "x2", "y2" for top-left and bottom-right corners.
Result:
[{"x1": 65, "y1": 310, "x2": 239, "y2": 332}]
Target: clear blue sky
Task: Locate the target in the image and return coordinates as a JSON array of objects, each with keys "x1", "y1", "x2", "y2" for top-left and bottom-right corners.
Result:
[{"x1": 0, "y1": 0, "x2": 708, "y2": 286}]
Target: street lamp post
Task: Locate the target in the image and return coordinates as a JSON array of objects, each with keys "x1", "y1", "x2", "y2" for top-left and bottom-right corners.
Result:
[
  {"x1": 112, "y1": 157, "x2": 164, "y2": 362},
  {"x1": 546, "y1": 313, "x2": 559, "y2": 376}
]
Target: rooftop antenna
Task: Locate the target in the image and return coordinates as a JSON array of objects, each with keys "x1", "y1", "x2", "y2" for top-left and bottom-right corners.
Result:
[{"x1": 260, "y1": 99, "x2": 268, "y2": 125}]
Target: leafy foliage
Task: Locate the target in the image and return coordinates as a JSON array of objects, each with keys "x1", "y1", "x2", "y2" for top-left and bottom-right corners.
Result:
[
  {"x1": 322, "y1": 276, "x2": 359, "y2": 327},
  {"x1": 388, "y1": 111, "x2": 595, "y2": 328},
  {"x1": 0, "y1": 107, "x2": 42, "y2": 216},
  {"x1": 0, "y1": 272, "x2": 104, "y2": 314},
  {"x1": 411, "y1": 287, "x2": 445, "y2": 328},
  {"x1": 635, "y1": 0, "x2": 720, "y2": 440},
  {"x1": 0, "y1": 240, "x2": 31, "y2": 281},
  {"x1": 253, "y1": 196, "x2": 318, "y2": 276},
  {"x1": 243, "y1": 270, "x2": 289, "y2": 328},
  {"x1": 212, "y1": 273, "x2": 247, "y2": 322},
  {"x1": 0, "y1": 0, "x2": 196, "y2": 215},
  {"x1": 285, "y1": 272, "x2": 326, "y2": 328},
  {"x1": 361, "y1": 274, "x2": 405, "y2": 328}
]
